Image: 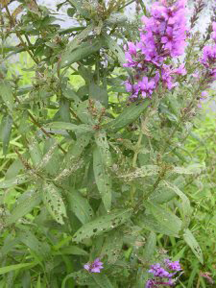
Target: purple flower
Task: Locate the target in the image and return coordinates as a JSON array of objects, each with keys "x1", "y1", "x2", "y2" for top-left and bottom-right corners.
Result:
[
  {"x1": 146, "y1": 279, "x2": 157, "y2": 288},
  {"x1": 212, "y1": 22, "x2": 216, "y2": 43},
  {"x1": 165, "y1": 259, "x2": 182, "y2": 271},
  {"x1": 124, "y1": 0, "x2": 188, "y2": 100},
  {"x1": 84, "y1": 258, "x2": 103, "y2": 273},
  {"x1": 139, "y1": 76, "x2": 156, "y2": 98},
  {"x1": 149, "y1": 263, "x2": 172, "y2": 278}
]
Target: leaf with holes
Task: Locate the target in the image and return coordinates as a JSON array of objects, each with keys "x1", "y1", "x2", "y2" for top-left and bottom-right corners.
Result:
[
  {"x1": 183, "y1": 229, "x2": 203, "y2": 264},
  {"x1": 73, "y1": 209, "x2": 132, "y2": 243},
  {"x1": 101, "y1": 230, "x2": 123, "y2": 264},
  {"x1": 93, "y1": 147, "x2": 112, "y2": 212},
  {"x1": 43, "y1": 183, "x2": 67, "y2": 225},
  {"x1": 95, "y1": 130, "x2": 112, "y2": 168}
]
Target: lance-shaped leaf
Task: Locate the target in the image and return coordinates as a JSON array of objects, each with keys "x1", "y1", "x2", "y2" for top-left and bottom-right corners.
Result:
[
  {"x1": 0, "y1": 174, "x2": 31, "y2": 189},
  {"x1": 105, "y1": 99, "x2": 150, "y2": 133},
  {"x1": 60, "y1": 39, "x2": 102, "y2": 68},
  {"x1": 93, "y1": 147, "x2": 112, "y2": 212},
  {"x1": 162, "y1": 181, "x2": 191, "y2": 228},
  {"x1": 45, "y1": 122, "x2": 93, "y2": 135},
  {"x1": 68, "y1": 189, "x2": 94, "y2": 224},
  {"x1": 183, "y1": 229, "x2": 203, "y2": 264},
  {"x1": 43, "y1": 183, "x2": 67, "y2": 225},
  {"x1": 95, "y1": 130, "x2": 112, "y2": 167},
  {"x1": 0, "y1": 114, "x2": 13, "y2": 155},
  {"x1": 5, "y1": 190, "x2": 41, "y2": 225},
  {"x1": 142, "y1": 201, "x2": 182, "y2": 237},
  {"x1": 143, "y1": 231, "x2": 156, "y2": 261},
  {"x1": 73, "y1": 209, "x2": 132, "y2": 243},
  {"x1": 0, "y1": 80, "x2": 14, "y2": 111},
  {"x1": 103, "y1": 35, "x2": 125, "y2": 65},
  {"x1": 0, "y1": 262, "x2": 37, "y2": 275},
  {"x1": 101, "y1": 230, "x2": 123, "y2": 264}
]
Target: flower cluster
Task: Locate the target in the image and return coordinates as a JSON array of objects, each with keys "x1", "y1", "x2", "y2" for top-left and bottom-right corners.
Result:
[
  {"x1": 84, "y1": 258, "x2": 104, "y2": 273},
  {"x1": 200, "y1": 22, "x2": 216, "y2": 80},
  {"x1": 124, "y1": 0, "x2": 187, "y2": 100},
  {"x1": 146, "y1": 259, "x2": 182, "y2": 288}
]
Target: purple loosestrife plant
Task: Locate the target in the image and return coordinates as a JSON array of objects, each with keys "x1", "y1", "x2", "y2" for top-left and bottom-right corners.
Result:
[
  {"x1": 124, "y1": 0, "x2": 188, "y2": 100},
  {"x1": 84, "y1": 258, "x2": 104, "y2": 273}
]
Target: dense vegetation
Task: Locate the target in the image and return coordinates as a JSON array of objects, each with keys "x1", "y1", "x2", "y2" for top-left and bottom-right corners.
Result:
[{"x1": 0, "y1": 0, "x2": 215, "y2": 287}]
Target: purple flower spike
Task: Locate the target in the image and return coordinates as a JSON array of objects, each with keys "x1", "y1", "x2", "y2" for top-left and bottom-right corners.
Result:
[
  {"x1": 149, "y1": 263, "x2": 172, "y2": 278},
  {"x1": 84, "y1": 258, "x2": 104, "y2": 273},
  {"x1": 165, "y1": 259, "x2": 182, "y2": 271},
  {"x1": 146, "y1": 279, "x2": 157, "y2": 288}
]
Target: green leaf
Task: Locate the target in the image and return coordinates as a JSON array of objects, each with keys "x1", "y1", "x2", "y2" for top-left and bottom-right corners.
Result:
[
  {"x1": 105, "y1": 100, "x2": 150, "y2": 132},
  {"x1": 142, "y1": 201, "x2": 182, "y2": 237},
  {"x1": 183, "y1": 229, "x2": 203, "y2": 264},
  {"x1": 93, "y1": 147, "x2": 112, "y2": 212},
  {"x1": 0, "y1": 115, "x2": 13, "y2": 155},
  {"x1": 91, "y1": 274, "x2": 114, "y2": 288},
  {"x1": 0, "y1": 80, "x2": 14, "y2": 111},
  {"x1": 19, "y1": 230, "x2": 50, "y2": 260},
  {"x1": 103, "y1": 35, "x2": 125, "y2": 65},
  {"x1": 142, "y1": 231, "x2": 156, "y2": 261},
  {"x1": 95, "y1": 130, "x2": 112, "y2": 167},
  {"x1": 89, "y1": 81, "x2": 108, "y2": 106},
  {"x1": 73, "y1": 209, "x2": 132, "y2": 243},
  {"x1": 119, "y1": 165, "x2": 159, "y2": 182},
  {"x1": 60, "y1": 39, "x2": 102, "y2": 68},
  {"x1": 45, "y1": 122, "x2": 93, "y2": 135},
  {"x1": 162, "y1": 181, "x2": 191, "y2": 228},
  {"x1": 29, "y1": 138, "x2": 42, "y2": 167},
  {"x1": 0, "y1": 262, "x2": 36, "y2": 275},
  {"x1": 172, "y1": 164, "x2": 204, "y2": 175},
  {"x1": 68, "y1": 189, "x2": 94, "y2": 224},
  {"x1": 101, "y1": 230, "x2": 123, "y2": 264},
  {"x1": 68, "y1": 0, "x2": 91, "y2": 19},
  {"x1": 0, "y1": 174, "x2": 31, "y2": 189},
  {"x1": 43, "y1": 183, "x2": 67, "y2": 225},
  {"x1": 58, "y1": 246, "x2": 88, "y2": 256},
  {"x1": 64, "y1": 23, "x2": 94, "y2": 52},
  {"x1": 5, "y1": 190, "x2": 41, "y2": 225}
]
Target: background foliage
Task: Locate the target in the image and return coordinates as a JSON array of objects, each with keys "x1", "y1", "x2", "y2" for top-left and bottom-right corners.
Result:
[{"x1": 0, "y1": 0, "x2": 215, "y2": 287}]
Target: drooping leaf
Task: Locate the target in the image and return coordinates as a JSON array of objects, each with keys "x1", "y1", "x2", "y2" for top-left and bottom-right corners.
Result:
[
  {"x1": 73, "y1": 209, "x2": 132, "y2": 243},
  {"x1": 43, "y1": 183, "x2": 67, "y2": 225},
  {"x1": 93, "y1": 147, "x2": 112, "y2": 212},
  {"x1": 183, "y1": 229, "x2": 203, "y2": 264}
]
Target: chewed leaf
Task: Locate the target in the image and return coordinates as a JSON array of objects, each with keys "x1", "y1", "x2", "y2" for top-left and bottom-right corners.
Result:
[
  {"x1": 43, "y1": 183, "x2": 67, "y2": 225},
  {"x1": 93, "y1": 147, "x2": 112, "y2": 211},
  {"x1": 73, "y1": 209, "x2": 132, "y2": 243},
  {"x1": 183, "y1": 229, "x2": 203, "y2": 264}
]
